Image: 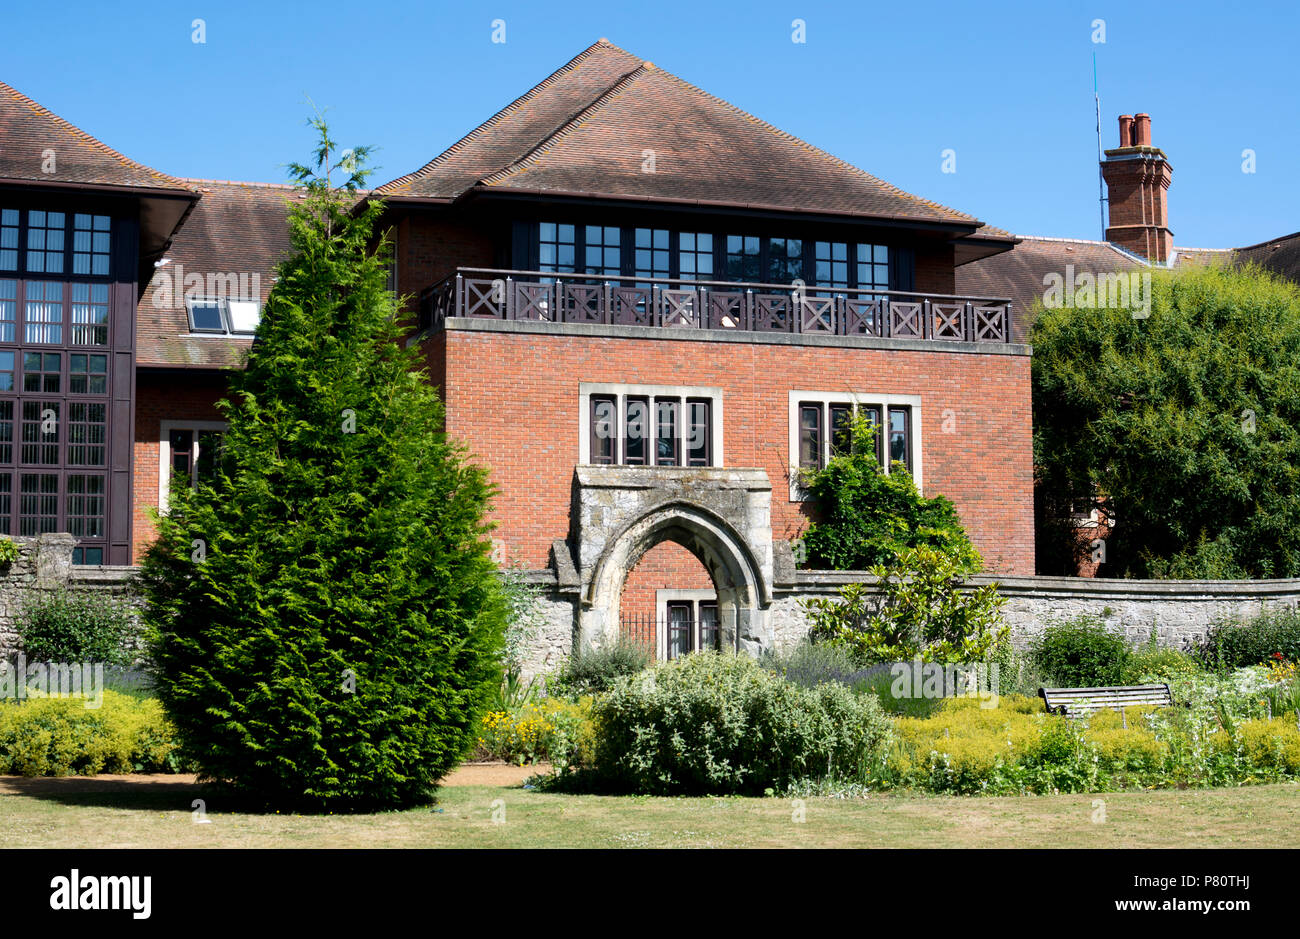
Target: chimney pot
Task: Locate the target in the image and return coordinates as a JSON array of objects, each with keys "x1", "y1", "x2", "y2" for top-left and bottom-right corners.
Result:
[
  {"x1": 1134, "y1": 113, "x2": 1152, "y2": 147},
  {"x1": 1118, "y1": 114, "x2": 1134, "y2": 146}
]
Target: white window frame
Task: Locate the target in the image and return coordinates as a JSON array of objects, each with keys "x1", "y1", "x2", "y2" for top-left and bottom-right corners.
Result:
[
  {"x1": 654, "y1": 588, "x2": 719, "y2": 661},
  {"x1": 184, "y1": 296, "x2": 260, "y2": 336},
  {"x1": 158, "y1": 420, "x2": 228, "y2": 511},
  {"x1": 788, "y1": 390, "x2": 923, "y2": 501},
  {"x1": 578, "y1": 382, "x2": 724, "y2": 467}
]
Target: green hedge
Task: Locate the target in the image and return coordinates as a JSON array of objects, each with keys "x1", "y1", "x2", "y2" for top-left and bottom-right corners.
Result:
[
  {"x1": 584, "y1": 652, "x2": 893, "y2": 795},
  {"x1": 1029, "y1": 617, "x2": 1132, "y2": 687},
  {"x1": 0, "y1": 691, "x2": 184, "y2": 776},
  {"x1": 1197, "y1": 609, "x2": 1300, "y2": 671}
]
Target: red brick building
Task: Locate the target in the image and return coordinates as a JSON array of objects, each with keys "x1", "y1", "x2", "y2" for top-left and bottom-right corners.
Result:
[{"x1": 1, "y1": 40, "x2": 1037, "y2": 656}]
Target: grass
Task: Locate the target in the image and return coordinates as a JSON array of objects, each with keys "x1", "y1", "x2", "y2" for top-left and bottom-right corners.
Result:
[{"x1": 4, "y1": 769, "x2": 1298, "y2": 848}]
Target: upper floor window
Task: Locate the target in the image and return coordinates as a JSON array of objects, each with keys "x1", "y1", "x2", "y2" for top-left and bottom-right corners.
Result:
[
  {"x1": 0, "y1": 210, "x2": 18, "y2": 272},
  {"x1": 584, "y1": 226, "x2": 621, "y2": 276},
  {"x1": 789, "y1": 391, "x2": 921, "y2": 500},
  {"x1": 767, "y1": 237, "x2": 803, "y2": 285},
  {"x1": 26, "y1": 211, "x2": 65, "y2": 274},
  {"x1": 538, "y1": 223, "x2": 576, "y2": 274},
  {"x1": 0, "y1": 208, "x2": 113, "y2": 278},
  {"x1": 72, "y1": 214, "x2": 111, "y2": 276},
  {"x1": 634, "y1": 228, "x2": 671, "y2": 281},
  {"x1": 815, "y1": 242, "x2": 849, "y2": 290},
  {"x1": 581, "y1": 383, "x2": 722, "y2": 468},
  {"x1": 858, "y1": 244, "x2": 889, "y2": 293},
  {"x1": 724, "y1": 235, "x2": 760, "y2": 282},
  {"x1": 159, "y1": 420, "x2": 227, "y2": 510},
  {"x1": 678, "y1": 233, "x2": 713, "y2": 280},
  {"x1": 186, "y1": 296, "x2": 260, "y2": 335}
]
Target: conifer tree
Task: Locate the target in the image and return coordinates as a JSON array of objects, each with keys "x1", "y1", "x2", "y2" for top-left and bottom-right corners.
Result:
[{"x1": 140, "y1": 116, "x2": 504, "y2": 810}]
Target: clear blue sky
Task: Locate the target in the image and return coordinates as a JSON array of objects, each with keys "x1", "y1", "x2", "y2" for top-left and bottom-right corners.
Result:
[{"x1": 5, "y1": 0, "x2": 1296, "y2": 248}]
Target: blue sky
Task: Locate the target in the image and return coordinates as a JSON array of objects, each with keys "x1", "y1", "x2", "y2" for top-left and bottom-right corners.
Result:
[{"x1": 5, "y1": 0, "x2": 1296, "y2": 248}]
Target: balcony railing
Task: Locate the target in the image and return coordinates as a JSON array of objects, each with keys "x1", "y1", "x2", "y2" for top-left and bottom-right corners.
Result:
[{"x1": 419, "y1": 267, "x2": 1013, "y2": 343}]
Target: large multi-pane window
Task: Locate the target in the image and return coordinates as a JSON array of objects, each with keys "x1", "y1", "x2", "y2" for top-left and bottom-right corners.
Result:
[
  {"x1": 0, "y1": 205, "x2": 116, "y2": 561},
  {"x1": 791, "y1": 393, "x2": 919, "y2": 500},
  {"x1": 583, "y1": 386, "x2": 720, "y2": 468},
  {"x1": 534, "y1": 223, "x2": 892, "y2": 292}
]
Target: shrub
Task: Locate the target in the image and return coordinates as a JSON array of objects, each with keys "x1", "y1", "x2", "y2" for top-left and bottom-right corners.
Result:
[
  {"x1": 804, "y1": 545, "x2": 1007, "y2": 666},
  {"x1": 549, "y1": 636, "x2": 652, "y2": 696},
  {"x1": 798, "y1": 410, "x2": 979, "y2": 570},
  {"x1": 138, "y1": 119, "x2": 505, "y2": 811},
  {"x1": 0, "y1": 536, "x2": 19, "y2": 565},
  {"x1": 1029, "y1": 617, "x2": 1132, "y2": 687},
  {"x1": 0, "y1": 691, "x2": 183, "y2": 776},
  {"x1": 15, "y1": 590, "x2": 135, "y2": 665},
  {"x1": 475, "y1": 697, "x2": 593, "y2": 768},
  {"x1": 1196, "y1": 608, "x2": 1300, "y2": 671},
  {"x1": 1032, "y1": 263, "x2": 1300, "y2": 578},
  {"x1": 585, "y1": 653, "x2": 893, "y2": 795}
]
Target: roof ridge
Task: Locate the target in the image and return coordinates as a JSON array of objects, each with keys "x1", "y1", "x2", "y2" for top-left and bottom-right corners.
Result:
[
  {"x1": 647, "y1": 66, "x2": 979, "y2": 224},
  {"x1": 180, "y1": 177, "x2": 300, "y2": 190},
  {"x1": 1226, "y1": 231, "x2": 1300, "y2": 251},
  {"x1": 0, "y1": 79, "x2": 193, "y2": 192},
  {"x1": 480, "y1": 65, "x2": 649, "y2": 186},
  {"x1": 376, "y1": 39, "x2": 642, "y2": 195}
]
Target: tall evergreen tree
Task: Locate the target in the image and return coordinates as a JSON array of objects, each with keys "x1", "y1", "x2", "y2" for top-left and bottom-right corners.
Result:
[{"x1": 140, "y1": 116, "x2": 504, "y2": 810}]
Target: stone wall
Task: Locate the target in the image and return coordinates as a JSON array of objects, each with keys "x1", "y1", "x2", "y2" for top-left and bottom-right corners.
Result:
[
  {"x1": 518, "y1": 566, "x2": 1300, "y2": 674},
  {"x1": 0, "y1": 534, "x2": 140, "y2": 657}
]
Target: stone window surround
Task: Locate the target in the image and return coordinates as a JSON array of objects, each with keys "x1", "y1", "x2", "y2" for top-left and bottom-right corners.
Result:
[
  {"x1": 653, "y1": 587, "x2": 718, "y2": 661},
  {"x1": 578, "y1": 382, "x2": 724, "y2": 467},
  {"x1": 158, "y1": 419, "x2": 227, "y2": 511},
  {"x1": 787, "y1": 390, "x2": 923, "y2": 501}
]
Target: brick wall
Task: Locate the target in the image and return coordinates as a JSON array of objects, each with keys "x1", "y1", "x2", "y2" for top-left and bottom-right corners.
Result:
[
  {"x1": 439, "y1": 328, "x2": 1035, "y2": 575},
  {"x1": 394, "y1": 214, "x2": 495, "y2": 314},
  {"x1": 132, "y1": 370, "x2": 229, "y2": 561},
  {"x1": 913, "y1": 244, "x2": 956, "y2": 294}
]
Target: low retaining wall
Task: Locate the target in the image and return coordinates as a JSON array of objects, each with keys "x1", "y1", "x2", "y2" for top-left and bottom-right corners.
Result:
[
  {"x1": 520, "y1": 569, "x2": 1300, "y2": 675},
  {"x1": 769, "y1": 572, "x2": 1300, "y2": 653}
]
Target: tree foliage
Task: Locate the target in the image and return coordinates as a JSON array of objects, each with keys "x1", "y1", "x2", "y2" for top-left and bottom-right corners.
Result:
[
  {"x1": 798, "y1": 411, "x2": 979, "y2": 571},
  {"x1": 1032, "y1": 263, "x2": 1300, "y2": 578},
  {"x1": 138, "y1": 115, "x2": 505, "y2": 810}
]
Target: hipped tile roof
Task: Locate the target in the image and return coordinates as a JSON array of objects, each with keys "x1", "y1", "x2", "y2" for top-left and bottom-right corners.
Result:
[
  {"x1": 0, "y1": 80, "x2": 191, "y2": 192},
  {"x1": 377, "y1": 40, "x2": 984, "y2": 228},
  {"x1": 137, "y1": 180, "x2": 300, "y2": 369}
]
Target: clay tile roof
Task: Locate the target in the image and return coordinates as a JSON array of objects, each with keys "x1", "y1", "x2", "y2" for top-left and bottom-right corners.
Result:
[
  {"x1": 1229, "y1": 232, "x2": 1300, "y2": 282},
  {"x1": 376, "y1": 40, "x2": 981, "y2": 227},
  {"x1": 955, "y1": 236, "x2": 1145, "y2": 342},
  {"x1": 137, "y1": 180, "x2": 300, "y2": 369},
  {"x1": 0, "y1": 79, "x2": 191, "y2": 192}
]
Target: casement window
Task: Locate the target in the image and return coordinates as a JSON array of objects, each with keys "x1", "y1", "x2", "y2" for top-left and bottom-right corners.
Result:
[
  {"x1": 857, "y1": 244, "x2": 890, "y2": 294},
  {"x1": 25, "y1": 211, "x2": 65, "y2": 274},
  {"x1": 70, "y1": 283, "x2": 109, "y2": 346},
  {"x1": 678, "y1": 233, "x2": 713, "y2": 280},
  {"x1": 665, "y1": 599, "x2": 720, "y2": 660},
  {"x1": 185, "y1": 296, "x2": 260, "y2": 335},
  {"x1": 0, "y1": 210, "x2": 18, "y2": 272},
  {"x1": 538, "y1": 223, "x2": 577, "y2": 274},
  {"x1": 767, "y1": 237, "x2": 804, "y2": 285},
  {"x1": 580, "y1": 383, "x2": 723, "y2": 468},
  {"x1": 71, "y1": 214, "x2": 111, "y2": 276},
  {"x1": 634, "y1": 229, "x2": 671, "y2": 281},
  {"x1": 724, "y1": 235, "x2": 761, "y2": 282},
  {"x1": 815, "y1": 242, "x2": 849, "y2": 290},
  {"x1": 159, "y1": 421, "x2": 227, "y2": 510},
  {"x1": 789, "y1": 391, "x2": 921, "y2": 499},
  {"x1": 584, "y1": 225, "x2": 621, "y2": 277}
]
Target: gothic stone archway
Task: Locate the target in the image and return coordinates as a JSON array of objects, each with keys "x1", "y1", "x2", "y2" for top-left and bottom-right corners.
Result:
[{"x1": 571, "y1": 466, "x2": 774, "y2": 656}]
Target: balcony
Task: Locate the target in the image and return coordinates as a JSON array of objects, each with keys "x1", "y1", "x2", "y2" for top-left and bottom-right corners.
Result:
[{"x1": 419, "y1": 268, "x2": 1013, "y2": 344}]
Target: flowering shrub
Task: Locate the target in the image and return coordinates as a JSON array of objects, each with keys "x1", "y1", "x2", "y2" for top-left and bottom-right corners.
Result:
[
  {"x1": 474, "y1": 697, "x2": 593, "y2": 767},
  {"x1": 874, "y1": 692, "x2": 1300, "y2": 795}
]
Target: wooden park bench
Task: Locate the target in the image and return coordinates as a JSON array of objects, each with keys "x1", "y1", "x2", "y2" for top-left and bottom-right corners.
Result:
[{"x1": 1039, "y1": 683, "x2": 1173, "y2": 719}]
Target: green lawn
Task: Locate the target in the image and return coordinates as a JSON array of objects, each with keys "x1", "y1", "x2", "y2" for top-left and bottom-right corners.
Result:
[{"x1": 4, "y1": 769, "x2": 1298, "y2": 848}]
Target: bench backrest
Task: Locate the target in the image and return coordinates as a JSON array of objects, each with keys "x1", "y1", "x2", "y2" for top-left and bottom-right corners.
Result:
[{"x1": 1039, "y1": 683, "x2": 1172, "y2": 716}]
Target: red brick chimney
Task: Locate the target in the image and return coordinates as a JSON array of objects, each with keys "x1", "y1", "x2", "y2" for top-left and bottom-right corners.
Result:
[{"x1": 1102, "y1": 112, "x2": 1173, "y2": 262}]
